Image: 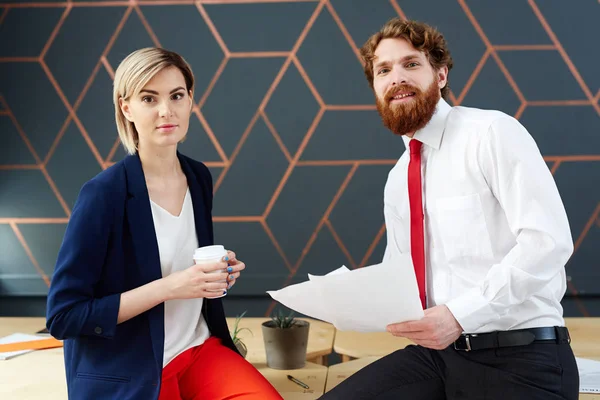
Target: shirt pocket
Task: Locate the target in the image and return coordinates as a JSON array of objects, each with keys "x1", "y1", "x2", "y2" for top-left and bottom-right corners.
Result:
[{"x1": 434, "y1": 193, "x2": 493, "y2": 262}]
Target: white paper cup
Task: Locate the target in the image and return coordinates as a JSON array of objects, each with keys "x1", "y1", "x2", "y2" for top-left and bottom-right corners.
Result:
[{"x1": 193, "y1": 245, "x2": 228, "y2": 298}]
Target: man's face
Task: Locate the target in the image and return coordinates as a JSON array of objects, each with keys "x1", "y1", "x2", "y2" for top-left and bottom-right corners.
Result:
[{"x1": 372, "y1": 38, "x2": 448, "y2": 136}]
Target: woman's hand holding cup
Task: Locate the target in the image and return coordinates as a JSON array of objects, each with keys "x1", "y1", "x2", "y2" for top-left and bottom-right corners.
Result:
[
  {"x1": 223, "y1": 249, "x2": 245, "y2": 291},
  {"x1": 165, "y1": 257, "x2": 229, "y2": 300}
]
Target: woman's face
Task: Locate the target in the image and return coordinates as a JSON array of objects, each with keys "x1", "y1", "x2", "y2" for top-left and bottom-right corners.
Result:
[{"x1": 120, "y1": 66, "x2": 193, "y2": 153}]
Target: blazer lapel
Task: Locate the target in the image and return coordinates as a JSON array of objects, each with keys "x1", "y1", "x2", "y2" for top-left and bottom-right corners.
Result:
[{"x1": 123, "y1": 154, "x2": 164, "y2": 369}]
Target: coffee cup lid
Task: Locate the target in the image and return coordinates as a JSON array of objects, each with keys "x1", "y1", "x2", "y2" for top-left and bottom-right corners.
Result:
[{"x1": 193, "y1": 245, "x2": 226, "y2": 260}]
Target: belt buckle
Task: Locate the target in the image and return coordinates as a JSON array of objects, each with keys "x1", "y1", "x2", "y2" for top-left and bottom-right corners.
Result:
[{"x1": 454, "y1": 334, "x2": 477, "y2": 351}]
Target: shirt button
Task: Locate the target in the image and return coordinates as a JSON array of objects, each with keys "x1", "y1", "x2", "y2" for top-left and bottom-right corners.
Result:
[{"x1": 94, "y1": 326, "x2": 103, "y2": 335}]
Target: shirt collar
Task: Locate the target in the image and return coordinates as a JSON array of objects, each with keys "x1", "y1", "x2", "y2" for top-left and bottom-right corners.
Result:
[{"x1": 401, "y1": 97, "x2": 452, "y2": 150}]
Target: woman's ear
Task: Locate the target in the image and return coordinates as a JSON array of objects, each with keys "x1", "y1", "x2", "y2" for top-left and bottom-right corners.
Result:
[{"x1": 119, "y1": 97, "x2": 133, "y2": 122}]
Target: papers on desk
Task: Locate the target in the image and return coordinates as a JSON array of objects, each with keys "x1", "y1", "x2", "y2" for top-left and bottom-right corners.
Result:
[
  {"x1": 267, "y1": 255, "x2": 424, "y2": 332},
  {"x1": 0, "y1": 333, "x2": 62, "y2": 360},
  {"x1": 577, "y1": 357, "x2": 600, "y2": 393}
]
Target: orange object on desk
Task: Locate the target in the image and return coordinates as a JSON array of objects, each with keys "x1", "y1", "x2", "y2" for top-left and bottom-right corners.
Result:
[{"x1": 0, "y1": 337, "x2": 63, "y2": 352}]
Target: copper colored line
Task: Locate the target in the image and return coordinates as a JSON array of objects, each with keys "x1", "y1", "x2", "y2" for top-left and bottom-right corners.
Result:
[
  {"x1": 528, "y1": 0, "x2": 597, "y2": 114},
  {"x1": 229, "y1": 52, "x2": 290, "y2": 58},
  {"x1": 198, "y1": 58, "x2": 228, "y2": 109},
  {"x1": 40, "y1": 5, "x2": 71, "y2": 60},
  {"x1": 194, "y1": 107, "x2": 229, "y2": 164},
  {"x1": 283, "y1": 163, "x2": 358, "y2": 285},
  {"x1": 0, "y1": 57, "x2": 39, "y2": 62},
  {"x1": 493, "y1": 44, "x2": 556, "y2": 51},
  {"x1": 134, "y1": 5, "x2": 161, "y2": 47},
  {"x1": 0, "y1": 165, "x2": 40, "y2": 170},
  {"x1": 326, "y1": 1, "x2": 362, "y2": 64},
  {"x1": 458, "y1": 0, "x2": 526, "y2": 104},
  {"x1": 359, "y1": 223, "x2": 386, "y2": 267},
  {"x1": 297, "y1": 160, "x2": 397, "y2": 166},
  {"x1": 292, "y1": 56, "x2": 325, "y2": 107},
  {"x1": 574, "y1": 202, "x2": 600, "y2": 253},
  {"x1": 0, "y1": 7, "x2": 10, "y2": 26},
  {"x1": 528, "y1": 100, "x2": 591, "y2": 106},
  {"x1": 324, "y1": 104, "x2": 376, "y2": 111},
  {"x1": 260, "y1": 220, "x2": 293, "y2": 273},
  {"x1": 389, "y1": 0, "x2": 408, "y2": 20},
  {"x1": 9, "y1": 222, "x2": 51, "y2": 286},
  {"x1": 514, "y1": 102, "x2": 527, "y2": 120},
  {"x1": 101, "y1": 56, "x2": 115, "y2": 79},
  {"x1": 261, "y1": 111, "x2": 292, "y2": 162},
  {"x1": 196, "y1": 3, "x2": 229, "y2": 56},
  {"x1": 456, "y1": 50, "x2": 490, "y2": 104},
  {"x1": 324, "y1": 219, "x2": 356, "y2": 269},
  {"x1": 213, "y1": 216, "x2": 263, "y2": 222}
]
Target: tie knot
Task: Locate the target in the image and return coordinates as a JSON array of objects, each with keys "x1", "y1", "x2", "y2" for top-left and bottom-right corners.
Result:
[{"x1": 409, "y1": 139, "x2": 422, "y2": 155}]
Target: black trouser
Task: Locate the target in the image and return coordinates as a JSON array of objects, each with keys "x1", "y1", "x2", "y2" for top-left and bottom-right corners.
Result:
[{"x1": 320, "y1": 335, "x2": 579, "y2": 399}]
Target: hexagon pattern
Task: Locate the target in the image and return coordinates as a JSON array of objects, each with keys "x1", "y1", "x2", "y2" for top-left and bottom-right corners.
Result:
[{"x1": 1, "y1": 0, "x2": 598, "y2": 316}]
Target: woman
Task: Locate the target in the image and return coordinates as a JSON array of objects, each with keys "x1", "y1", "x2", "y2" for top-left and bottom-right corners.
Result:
[{"x1": 46, "y1": 47, "x2": 282, "y2": 400}]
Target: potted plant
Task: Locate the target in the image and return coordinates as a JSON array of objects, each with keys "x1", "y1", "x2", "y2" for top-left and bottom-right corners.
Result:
[
  {"x1": 231, "y1": 311, "x2": 252, "y2": 359},
  {"x1": 261, "y1": 309, "x2": 310, "y2": 370}
]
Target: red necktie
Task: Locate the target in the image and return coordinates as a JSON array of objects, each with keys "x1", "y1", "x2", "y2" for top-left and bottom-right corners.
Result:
[{"x1": 408, "y1": 139, "x2": 426, "y2": 309}]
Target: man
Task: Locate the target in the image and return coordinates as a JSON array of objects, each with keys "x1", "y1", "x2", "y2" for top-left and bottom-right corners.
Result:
[{"x1": 321, "y1": 19, "x2": 578, "y2": 400}]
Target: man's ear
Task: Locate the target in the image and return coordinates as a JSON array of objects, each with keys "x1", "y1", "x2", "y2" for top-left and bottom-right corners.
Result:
[
  {"x1": 119, "y1": 98, "x2": 133, "y2": 122},
  {"x1": 437, "y1": 66, "x2": 449, "y2": 90}
]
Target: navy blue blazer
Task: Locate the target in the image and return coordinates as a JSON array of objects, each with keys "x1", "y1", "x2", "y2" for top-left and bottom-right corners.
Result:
[{"x1": 46, "y1": 153, "x2": 238, "y2": 399}]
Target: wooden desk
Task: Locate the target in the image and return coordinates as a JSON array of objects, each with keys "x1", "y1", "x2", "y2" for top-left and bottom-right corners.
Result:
[
  {"x1": 0, "y1": 317, "x2": 330, "y2": 399},
  {"x1": 0, "y1": 317, "x2": 46, "y2": 337},
  {"x1": 0, "y1": 347, "x2": 66, "y2": 400},
  {"x1": 566, "y1": 318, "x2": 600, "y2": 358},
  {"x1": 256, "y1": 361, "x2": 327, "y2": 399},
  {"x1": 226, "y1": 317, "x2": 335, "y2": 365},
  {"x1": 334, "y1": 318, "x2": 600, "y2": 362}
]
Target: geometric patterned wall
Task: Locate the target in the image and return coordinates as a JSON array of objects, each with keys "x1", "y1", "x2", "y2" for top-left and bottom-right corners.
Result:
[{"x1": 1, "y1": 0, "x2": 599, "y2": 317}]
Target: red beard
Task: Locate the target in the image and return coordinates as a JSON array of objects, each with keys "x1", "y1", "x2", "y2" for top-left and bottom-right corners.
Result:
[{"x1": 376, "y1": 79, "x2": 440, "y2": 136}]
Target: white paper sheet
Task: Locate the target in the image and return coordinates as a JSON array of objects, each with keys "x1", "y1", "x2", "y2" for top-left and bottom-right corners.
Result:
[
  {"x1": 576, "y1": 357, "x2": 600, "y2": 394},
  {"x1": 0, "y1": 333, "x2": 44, "y2": 360},
  {"x1": 267, "y1": 255, "x2": 424, "y2": 332}
]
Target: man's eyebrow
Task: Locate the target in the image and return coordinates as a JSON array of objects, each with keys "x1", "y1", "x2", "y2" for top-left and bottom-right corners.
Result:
[{"x1": 374, "y1": 53, "x2": 423, "y2": 69}]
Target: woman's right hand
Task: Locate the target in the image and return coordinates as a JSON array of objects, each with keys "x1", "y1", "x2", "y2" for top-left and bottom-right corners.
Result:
[{"x1": 164, "y1": 257, "x2": 230, "y2": 300}]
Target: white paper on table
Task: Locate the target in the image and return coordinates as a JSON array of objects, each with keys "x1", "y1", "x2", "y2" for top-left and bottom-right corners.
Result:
[
  {"x1": 576, "y1": 357, "x2": 600, "y2": 393},
  {"x1": 267, "y1": 254, "x2": 424, "y2": 332},
  {"x1": 0, "y1": 333, "x2": 44, "y2": 360}
]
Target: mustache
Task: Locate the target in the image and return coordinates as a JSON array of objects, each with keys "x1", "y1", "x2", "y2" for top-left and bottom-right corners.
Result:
[{"x1": 385, "y1": 85, "x2": 421, "y2": 101}]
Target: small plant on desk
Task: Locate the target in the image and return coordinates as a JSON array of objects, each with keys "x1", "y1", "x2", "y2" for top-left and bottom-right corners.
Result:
[
  {"x1": 231, "y1": 311, "x2": 252, "y2": 358},
  {"x1": 262, "y1": 308, "x2": 310, "y2": 370},
  {"x1": 270, "y1": 309, "x2": 298, "y2": 329}
]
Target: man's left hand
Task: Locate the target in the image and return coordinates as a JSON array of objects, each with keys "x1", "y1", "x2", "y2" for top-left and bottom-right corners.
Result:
[{"x1": 386, "y1": 305, "x2": 463, "y2": 350}]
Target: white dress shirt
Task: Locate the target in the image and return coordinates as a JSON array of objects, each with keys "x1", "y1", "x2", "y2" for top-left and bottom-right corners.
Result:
[
  {"x1": 150, "y1": 188, "x2": 211, "y2": 366},
  {"x1": 383, "y1": 98, "x2": 573, "y2": 333}
]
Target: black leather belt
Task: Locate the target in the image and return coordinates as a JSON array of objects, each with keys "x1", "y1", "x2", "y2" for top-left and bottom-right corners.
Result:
[{"x1": 453, "y1": 326, "x2": 571, "y2": 351}]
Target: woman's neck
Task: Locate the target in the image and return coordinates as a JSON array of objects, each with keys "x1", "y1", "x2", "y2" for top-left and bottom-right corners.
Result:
[{"x1": 138, "y1": 145, "x2": 180, "y2": 180}]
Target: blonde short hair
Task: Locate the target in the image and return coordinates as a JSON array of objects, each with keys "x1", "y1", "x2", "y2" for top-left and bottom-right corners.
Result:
[{"x1": 113, "y1": 48, "x2": 195, "y2": 154}]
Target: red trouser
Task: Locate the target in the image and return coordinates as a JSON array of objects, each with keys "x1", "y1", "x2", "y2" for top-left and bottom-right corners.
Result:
[{"x1": 158, "y1": 337, "x2": 283, "y2": 400}]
